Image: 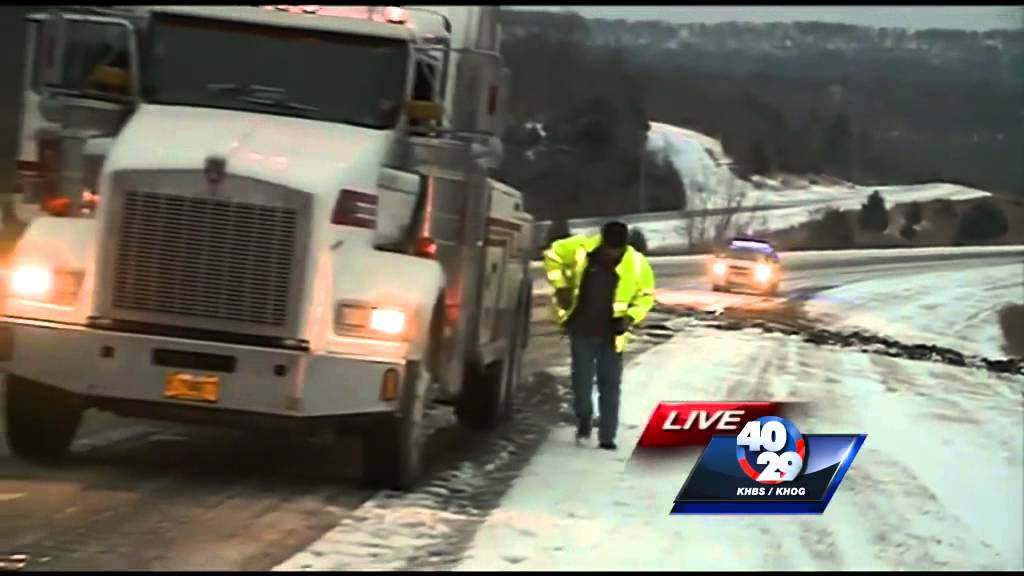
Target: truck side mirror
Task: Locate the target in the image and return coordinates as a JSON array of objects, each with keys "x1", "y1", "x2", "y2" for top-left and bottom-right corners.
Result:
[
  {"x1": 89, "y1": 65, "x2": 131, "y2": 95},
  {"x1": 39, "y1": 10, "x2": 68, "y2": 89},
  {"x1": 493, "y1": 66, "x2": 510, "y2": 139},
  {"x1": 450, "y1": 50, "x2": 507, "y2": 139}
]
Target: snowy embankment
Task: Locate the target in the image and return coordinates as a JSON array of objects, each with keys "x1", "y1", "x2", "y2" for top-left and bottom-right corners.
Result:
[
  {"x1": 562, "y1": 122, "x2": 992, "y2": 251},
  {"x1": 804, "y1": 261, "x2": 1023, "y2": 359},
  {"x1": 458, "y1": 257, "x2": 1023, "y2": 571},
  {"x1": 454, "y1": 325, "x2": 1023, "y2": 571},
  {"x1": 530, "y1": 245, "x2": 1024, "y2": 299}
]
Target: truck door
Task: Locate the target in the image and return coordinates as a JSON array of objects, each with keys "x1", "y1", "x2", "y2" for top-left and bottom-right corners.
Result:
[
  {"x1": 19, "y1": 10, "x2": 139, "y2": 216},
  {"x1": 478, "y1": 183, "x2": 525, "y2": 348}
]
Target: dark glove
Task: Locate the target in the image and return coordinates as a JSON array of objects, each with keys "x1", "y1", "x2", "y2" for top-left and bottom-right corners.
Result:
[
  {"x1": 555, "y1": 287, "x2": 574, "y2": 310},
  {"x1": 612, "y1": 316, "x2": 632, "y2": 335}
]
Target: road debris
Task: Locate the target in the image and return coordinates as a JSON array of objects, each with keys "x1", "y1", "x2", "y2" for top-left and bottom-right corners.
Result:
[{"x1": 0, "y1": 555, "x2": 27, "y2": 571}]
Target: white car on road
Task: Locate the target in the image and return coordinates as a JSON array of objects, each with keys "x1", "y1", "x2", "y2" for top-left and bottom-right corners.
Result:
[{"x1": 709, "y1": 238, "x2": 782, "y2": 295}]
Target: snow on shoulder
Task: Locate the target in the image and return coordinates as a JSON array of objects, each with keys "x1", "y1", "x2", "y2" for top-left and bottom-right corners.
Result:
[{"x1": 454, "y1": 328, "x2": 1022, "y2": 571}]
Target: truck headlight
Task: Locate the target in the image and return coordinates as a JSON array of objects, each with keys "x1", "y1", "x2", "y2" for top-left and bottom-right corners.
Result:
[
  {"x1": 370, "y1": 308, "x2": 406, "y2": 335},
  {"x1": 755, "y1": 263, "x2": 773, "y2": 283},
  {"x1": 336, "y1": 302, "x2": 407, "y2": 339},
  {"x1": 7, "y1": 263, "x2": 83, "y2": 306},
  {"x1": 712, "y1": 261, "x2": 727, "y2": 276},
  {"x1": 10, "y1": 265, "x2": 53, "y2": 298}
]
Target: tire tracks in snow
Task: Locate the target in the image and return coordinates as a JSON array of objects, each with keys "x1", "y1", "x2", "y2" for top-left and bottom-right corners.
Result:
[
  {"x1": 831, "y1": 352, "x2": 1018, "y2": 569},
  {"x1": 655, "y1": 302, "x2": 1024, "y2": 377},
  {"x1": 694, "y1": 327, "x2": 1016, "y2": 570},
  {"x1": 275, "y1": 321, "x2": 680, "y2": 572}
]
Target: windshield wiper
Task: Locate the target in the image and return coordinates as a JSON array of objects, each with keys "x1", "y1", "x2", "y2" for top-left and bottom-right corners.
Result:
[
  {"x1": 205, "y1": 83, "x2": 319, "y2": 115},
  {"x1": 207, "y1": 83, "x2": 289, "y2": 97},
  {"x1": 207, "y1": 82, "x2": 243, "y2": 93},
  {"x1": 238, "y1": 95, "x2": 319, "y2": 114}
]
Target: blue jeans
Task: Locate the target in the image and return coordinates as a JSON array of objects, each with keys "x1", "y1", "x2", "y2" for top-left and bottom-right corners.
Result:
[{"x1": 570, "y1": 335, "x2": 623, "y2": 444}]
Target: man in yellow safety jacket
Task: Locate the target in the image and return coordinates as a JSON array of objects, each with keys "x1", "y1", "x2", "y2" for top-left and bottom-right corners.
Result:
[{"x1": 543, "y1": 221, "x2": 656, "y2": 450}]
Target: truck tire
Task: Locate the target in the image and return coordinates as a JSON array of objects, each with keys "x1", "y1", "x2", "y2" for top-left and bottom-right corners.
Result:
[
  {"x1": 455, "y1": 279, "x2": 530, "y2": 430},
  {"x1": 4, "y1": 376, "x2": 82, "y2": 462},
  {"x1": 360, "y1": 361, "x2": 428, "y2": 491}
]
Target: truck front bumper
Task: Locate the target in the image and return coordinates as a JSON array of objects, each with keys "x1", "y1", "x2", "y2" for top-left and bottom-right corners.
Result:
[{"x1": 0, "y1": 317, "x2": 403, "y2": 421}]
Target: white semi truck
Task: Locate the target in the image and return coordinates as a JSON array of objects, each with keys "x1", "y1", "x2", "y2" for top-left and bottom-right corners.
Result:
[{"x1": 1, "y1": 5, "x2": 534, "y2": 490}]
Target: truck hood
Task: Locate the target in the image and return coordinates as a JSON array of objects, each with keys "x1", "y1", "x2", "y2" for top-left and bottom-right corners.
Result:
[{"x1": 105, "y1": 104, "x2": 394, "y2": 195}]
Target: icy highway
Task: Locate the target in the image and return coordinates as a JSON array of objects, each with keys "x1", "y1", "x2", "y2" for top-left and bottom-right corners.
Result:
[{"x1": 2, "y1": 247, "x2": 1022, "y2": 571}]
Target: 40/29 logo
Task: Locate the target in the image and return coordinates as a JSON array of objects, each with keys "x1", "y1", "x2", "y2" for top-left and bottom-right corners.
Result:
[{"x1": 735, "y1": 416, "x2": 806, "y2": 484}]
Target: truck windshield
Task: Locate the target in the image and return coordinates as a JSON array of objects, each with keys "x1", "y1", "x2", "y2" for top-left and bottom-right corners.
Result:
[{"x1": 142, "y1": 13, "x2": 409, "y2": 129}]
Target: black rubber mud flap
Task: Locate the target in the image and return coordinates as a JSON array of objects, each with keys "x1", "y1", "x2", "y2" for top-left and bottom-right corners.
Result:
[
  {"x1": 454, "y1": 356, "x2": 506, "y2": 431},
  {"x1": 360, "y1": 361, "x2": 427, "y2": 491}
]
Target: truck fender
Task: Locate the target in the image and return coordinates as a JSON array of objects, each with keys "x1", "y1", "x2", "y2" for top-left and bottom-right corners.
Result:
[
  {"x1": 331, "y1": 248, "x2": 445, "y2": 363},
  {"x1": 8, "y1": 216, "x2": 97, "y2": 267},
  {"x1": 3, "y1": 216, "x2": 98, "y2": 323}
]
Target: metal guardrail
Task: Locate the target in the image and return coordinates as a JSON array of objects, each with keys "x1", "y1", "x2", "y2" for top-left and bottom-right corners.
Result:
[
  {"x1": 529, "y1": 244, "x2": 1024, "y2": 271},
  {"x1": 534, "y1": 194, "x2": 874, "y2": 232}
]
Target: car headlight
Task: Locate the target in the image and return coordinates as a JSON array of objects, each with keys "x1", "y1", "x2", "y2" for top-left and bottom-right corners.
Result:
[
  {"x1": 336, "y1": 302, "x2": 407, "y2": 339},
  {"x1": 712, "y1": 261, "x2": 727, "y2": 276},
  {"x1": 7, "y1": 263, "x2": 83, "y2": 306},
  {"x1": 755, "y1": 263, "x2": 773, "y2": 282}
]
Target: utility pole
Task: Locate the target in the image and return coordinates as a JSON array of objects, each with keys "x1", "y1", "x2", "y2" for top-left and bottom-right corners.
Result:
[{"x1": 639, "y1": 151, "x2": 647, "y2": 213}]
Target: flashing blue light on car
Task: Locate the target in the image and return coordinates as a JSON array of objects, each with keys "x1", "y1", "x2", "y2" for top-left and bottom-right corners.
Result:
[{"x1": 729, "y1": 239, "x2": 774, "y2": 252}]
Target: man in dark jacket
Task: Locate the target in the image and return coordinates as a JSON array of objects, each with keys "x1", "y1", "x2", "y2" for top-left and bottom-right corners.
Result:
[{"x1": 543, "y1": 221, "x2": 656, "y2": 450}]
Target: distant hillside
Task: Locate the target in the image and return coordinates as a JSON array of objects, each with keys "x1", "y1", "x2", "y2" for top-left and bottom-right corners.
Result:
[
  {"x1": 502, "y1": 11, "x2": 1024, "y2": 78},
  {"x1": 495, "y1": 10, "x2": 1024, "y2": 219}
]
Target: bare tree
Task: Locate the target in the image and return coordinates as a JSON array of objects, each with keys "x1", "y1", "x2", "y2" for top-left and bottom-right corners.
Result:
[
  {"x1": 680, "y1": 168, "x2": 753, "y2": 250},
  {"x1": 710, "y1": 172, "x2": 751, "y2": 240}
]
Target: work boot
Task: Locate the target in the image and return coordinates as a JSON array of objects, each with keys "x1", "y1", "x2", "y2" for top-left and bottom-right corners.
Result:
[{"x1": 576, "y1": 419, "x2": 592, "y2": 442}]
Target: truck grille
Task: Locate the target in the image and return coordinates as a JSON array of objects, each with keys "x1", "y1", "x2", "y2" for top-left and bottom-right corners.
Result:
[{"x1": 112, "y1": 190, "x2": 298, "y2": 327}]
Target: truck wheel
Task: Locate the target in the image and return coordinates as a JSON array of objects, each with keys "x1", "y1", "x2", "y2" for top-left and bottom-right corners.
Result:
[
  {"x1": 360, "y1": 361, "x2": 428, "y2": 491},
  {"x1": 5, "y1": 376, "x2": 82, "y2": 462},
  {"x1": 455, "y1": 357, "x2": 506, "y2": 431}
]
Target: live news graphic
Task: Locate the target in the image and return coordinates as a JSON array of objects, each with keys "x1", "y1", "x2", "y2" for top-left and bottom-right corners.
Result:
[{"x1": 635, "y1": 403, "x2": 866, "y2": 515}]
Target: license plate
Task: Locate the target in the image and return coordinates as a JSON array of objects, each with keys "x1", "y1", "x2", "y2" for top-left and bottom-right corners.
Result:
[{"x1": 164, "y1": 372, "x2": 219, "y2": 403}]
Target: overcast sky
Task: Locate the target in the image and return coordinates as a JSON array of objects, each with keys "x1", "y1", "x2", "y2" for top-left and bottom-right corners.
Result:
[{"x1": 506, "y1": 6, "x2": 1024, "y2": 31}]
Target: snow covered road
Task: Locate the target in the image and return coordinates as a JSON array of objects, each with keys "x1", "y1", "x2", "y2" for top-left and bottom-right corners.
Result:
[
  {"x1": 6, "y1": 248, "x2": 1016, "y2": 570},
  {"x1": 454, "y1": 326, "x2": 1023, "y2": 571},
  {"x1": 804, "y1": 261, "x2": 1022, "y2": 359},
  {"x1": 567, "y1": 246, "x2": 1023, "y2": 360},
  {"x1": 273, "y1": 251, "x2": 1022, "y2": 571}
]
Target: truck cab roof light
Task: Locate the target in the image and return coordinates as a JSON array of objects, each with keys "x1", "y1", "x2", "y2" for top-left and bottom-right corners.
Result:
[{"x1": 384, "y1": 6, "x2": 408, "y2": 24}]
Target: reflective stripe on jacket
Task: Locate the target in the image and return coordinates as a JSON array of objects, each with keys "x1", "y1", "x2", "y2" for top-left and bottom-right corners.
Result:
[{"x1": 542, "y1": 233, "x2": 656, "y2": 353}]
